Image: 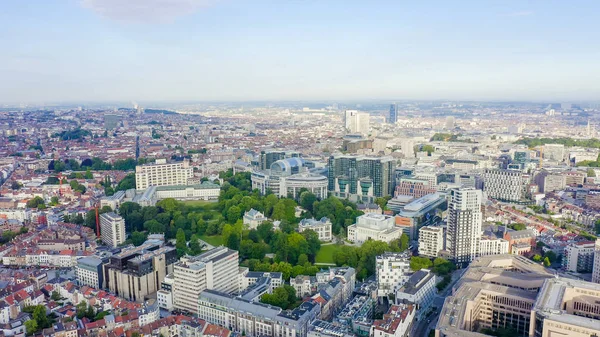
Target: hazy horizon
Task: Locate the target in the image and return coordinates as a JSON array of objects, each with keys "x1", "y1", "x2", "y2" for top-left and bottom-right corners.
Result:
[{"x1": 2, "y1": 0, "x2": 600, "y2": 103}]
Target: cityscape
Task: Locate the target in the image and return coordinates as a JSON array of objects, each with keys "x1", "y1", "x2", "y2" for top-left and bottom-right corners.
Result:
[{"x1": 1, "y1": 2, "x2": 600, "y2": 337}]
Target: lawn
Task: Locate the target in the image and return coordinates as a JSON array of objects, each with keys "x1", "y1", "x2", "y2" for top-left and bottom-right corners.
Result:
[
  {"x1": 315, "y1": 244, "x2": 342, "y2": 264},
  {"x1": 198, "y1": 235, "x2": 224, "y2": 247}
]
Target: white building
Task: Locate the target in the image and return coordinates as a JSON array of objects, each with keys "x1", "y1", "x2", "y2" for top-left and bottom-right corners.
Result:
[
  {"x1": 484, "y1": 169, "x2": 523, "y2": 202},
  {"x1": 173, "y1": 247, "x2": 239, "y2": 313},
  {"x1": 344, "y1": 110, "x2": 370, "y2": 136},
  {"x1": 298, "y1": 217, "x2": 332, "y2": 242},
  {"x1": 418, "y1": 226, "x2": 444, "y2": 258},
  {"x1": 376, "y1": 252, "x2": 411, "y2": 297},
  {"x1": 157, "y1": 274, "x2": 174, "y2": 311},
  {"x1": 395, "y1": 269, "x2": 436, "y2": 320},
  {"x1": 347, "y1": 214, "x2": 402, "y2": 245},
  {"x1": 563, "y1": 241, "x2": 596, "y2": 273},
  {"x1": 135, "y1": 159, "x2": 194, "y2": 190},
  {"x1": 99, "y1": 190, "x2": 126, "y2": 211},
  {"x1": 543, "y1": 144, "x2": 565, "y2": 162},
  {"x1": 99, "y1": 212, "x2": 126, "y2": 248},
  {"x1": 478, "y1": 237, "x2": 509, "y2": 257},
  {"x1": 243, "y1": 209, "x2": 267, "y2": 229},
  {"x1": 239, "y1": 270, "x2": 283, "y2": 293},
  {"x1": 198, "y1": 290, "x2": 320, "y2": 337},
  {"x1": 593, "y1": 239, "x2": 600, "y2": 283},
  {"x1": 154, "y1": 182, "x2": 220, "y2": 201},
  {"x1": 446, "y1": 188, "x2": 483, "y2": 268}
]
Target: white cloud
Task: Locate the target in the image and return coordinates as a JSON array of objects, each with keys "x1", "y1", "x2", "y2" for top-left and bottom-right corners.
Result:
[
  {"x1": 507, "y1": 11, "x2": 534, "y2": 17},
  {"x1": 81, "y1": 0, "x2": 217, "y2": 23}
]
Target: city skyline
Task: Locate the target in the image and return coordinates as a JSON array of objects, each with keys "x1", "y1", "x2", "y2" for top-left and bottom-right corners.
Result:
[{"x1": 2, "y1": 0, "x2": 600, "y2": 103}]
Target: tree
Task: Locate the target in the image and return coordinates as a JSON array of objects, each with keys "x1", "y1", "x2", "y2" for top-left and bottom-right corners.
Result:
[
  {"x1": 299, "y1": 191, "x2": 317, "y2": 213},
  {"x1": 588, "y1": 168, "x2": 596, "y2": 177},
  {"x1": 33, "y1": 305, "x2": 50, "y2": 329},
  {"x1": 131, "y1": 231, "x2": 147, "y2": 246},
  {"x1": 257, "y1": 222, "x2": 274, "y2": 243},
  {"x1": 509, "y1": 223, "x2": 527, "y2": 231},
  {"x1": 10, "y1": 181, "x2": 21, "y2": 190},
  {"x1": 26, "y1": 196, "x2": 45, "y2": 209},
  {"x1": 227, "y1": 206, "x2": 242, "y2": 223},
  {"x1": 176, "y1": 228, "x2": 187, "y2": 257},
  {"x1": 544, "y1": 251, "x2": 557, "y2": 263},
  {"x1": 421, "y1": 144, "x2": 435, "y2": 155},
  {"x1": 85, "y1": 210, "x2": 96, "y2": 229},
  {"x1": 189, "y1": 234, "x2": 203, "y2": 255},
  {"x1": 543, "y1": 257, "x2": 551, "y2": 267},
  {"x1": 49, "y1": 196, "x2": 60, "y2": 206},
  {"x1": 301, "y1": 230, "x2": 321, "y2": 261},
  {"x1": 410, "y1": 256, "x2": 433, "y2": 271},
  {"x1": 532, "y1": 254, "x2": 542, "y2": 262},
  {"x1": 432, "y1": 258, "x2": 455, "y2": 276},
  {"x1": 25, "y1": 320, "x2": 38, "y2": 335},
  {"x1": 297, "y1": 253, "x2": 309, "y2": 266},
  {"x1": 51, "y1": 291, "x2": 61, "y2": 301}
]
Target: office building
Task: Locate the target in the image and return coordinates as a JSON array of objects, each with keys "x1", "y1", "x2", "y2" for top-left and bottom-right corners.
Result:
[
  {"x1": 395, "y1": 269, "x2": 436, "y2": 321},
  {"x1": 197, "y1": 290, "x2": 320, "y2": 337},
  {"x1": 328, "y1": 154, "x2": 395, "y2": 202},
  {"x1": 592, "y1": 239, "x2": 600, "y2": 283},
  {"x1": 562, "y1": 241, "x2": 596, "y2": 273},
  {"x1": 76, "y1": 256, "x2": 106, "y2": 289},
  {"x1": 104, "y1": 114, "x2": 120, "y2": 130},
  {"x1": 395, "y1": 193, "x2": 447, "y2": 240},
  {"x1": 484, "y1": 168, "x2": 523, "y2": 202},
  {"x1": 298, "y1": 217, "x2": 332, "y2": 242},
  {"x1": 445, "y1": 116, "x2": 455, "y2": 130},
  {"x1": 531, "y1": 277, "x2": 600, "y2": 337},
  {"x1": 252, "y1": 159, "x2": 328, "y2": 199},
  {"x1": 394, "y1": 178, "x2": 436, "y2": 199},
  {"x1": 173, "y1": 247, "x2": 239, "y2": 313},
  {"x1": 135, "y1": 159, "x2": 194, "y2": 190},
  {"x1": 104, "y1": 243, "x2": 177, "y2": 302},
  {"x1": 257, "y1": 150, "x2": 301, "y2": 171},
  {"x1": 376, "y1": 252, "x2": 411, "y2": 297},
  {"x1": 388, "y1": 103, "x2": 397, "y2": 124},
  {"x1": 418, "y1": 226, "x2": 444, "y2": 258},
  {"x1": 543, "y1": 144, "x2": 565, "y2": 162},
  {"x1": 100, "y1": 212, "x2": 126, "y2": 248},
  {"x1": 446, "y1": 188, "x2": 483, "y2": 267},
  {"x1": 344, "y1": 110, "x2": 370, "y2": 136},
  {"x1": 435, "y1": 255, "x2": 555, "y2": 337},
  {"x1": 347, "y1": 214, "x2": 403, "y2": 245},
  {"x1": 370, "y1": 304, "x2": 414, "y2": 337},
  {"x1": 100, "y1": 190, "x2": 126, "y2": 210},
  {"x1": 154, "y1": 182, "x2": 221, "y2": 201}
]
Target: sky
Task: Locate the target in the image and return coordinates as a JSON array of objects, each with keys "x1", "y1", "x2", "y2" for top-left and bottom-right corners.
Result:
[{"x1": 1, "y1": 0, "x2": 600, "y2": 103}]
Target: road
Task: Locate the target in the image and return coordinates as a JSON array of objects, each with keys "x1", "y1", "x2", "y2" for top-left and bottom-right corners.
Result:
[{"x1": 411, "y1": 268, "x2": 467, "y2": 336}]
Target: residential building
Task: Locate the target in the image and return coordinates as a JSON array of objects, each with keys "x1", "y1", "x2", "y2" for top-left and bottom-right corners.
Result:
[
  {"x1": 104, "y1": 243, "x2": 177, "y2": 302},
  {"x1": 243, "y1": 209, "x2": 267, "y2": 229},
  {"x1": 173, "y1": 247, "x2": 239, "y2": 313},
  {"x1": 395, "y1": 269, "x2": 436, "y2": 321},
  {"x1": 369, "y1": 304, "x2": 414, "y2": 337},
  {"x1": 290, "y1": 275, "x2": 318, "y2": 298},
  {"x1": 347, "y1": 214, "x2": 402, "y2": 245},
  {"x1": 484, "y1": 169, "x2": 523, "y2": 202},
  {"x1": 100, "y1": 190, "x2": 126, "y2": 210},
  {"x1": 418, "y1": 226, "x2": 444, "y2": 258},
  {"x1": 376, "y1": 252, "x2": 411, "y2": 297},
  {"x1": 562, "y1": 241, "x2": 596, "y2": 273},
  {"x1": 240, "y1": 271, "x2": 283, "y2": 294},
  {"x1": 309, "y1": 320, "x2": 354, "y2": 337},
  {"x1": 99, "y1": 212, "x2": 126, "y2": 248},
  {"x1": 446, "y1": 188, "x2": 483, "y2": 268},
  {"x1": 157, "y1": 274, "x2": 174, "y2": 311},
  {"x1": 592, "y1": 239, "x2": 600, "y2": 283},
  {"x1": 327, "y1": 154, "x2": 395, "y2": 202},
  {"x1": 135, "y1": 159, "x2": 194, "y2": 190},
  {"x1": 477, "y1": 237, "x2": 509, "y2": 257},
  {"x1": 543, "y1": 144, "x2": 565, "y2": 162},
  {"x1": 298, "y1": 217, "x2": 332, "y2": 242},
  {"x1": 197, "y1": 290, "x2": 320, "y2": 337},
  {"x1": 335, "y1": 295, "x2": 374, "y2": 337},
  {"x1": 76, "y1": 256, "x2": 106, "y2": 289}
]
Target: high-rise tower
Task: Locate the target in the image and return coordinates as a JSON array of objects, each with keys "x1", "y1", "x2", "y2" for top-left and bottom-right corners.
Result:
[{"x1": 446, "y1": 187, "x2": 483, "y2": 268}]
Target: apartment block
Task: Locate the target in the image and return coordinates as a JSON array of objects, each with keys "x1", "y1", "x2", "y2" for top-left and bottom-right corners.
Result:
[
  {"x1": 135, "y1": 159, "x2": 194, "y2": 190},
  {"x1": 173, "y1": 247, "x2": 239, "y2": 313},
  {"x1": 418, "y1": 226, "x2": 444, "y2": 258},
  {"x1": 100, "y1": 212, "x2": 126, "y2": 248}
]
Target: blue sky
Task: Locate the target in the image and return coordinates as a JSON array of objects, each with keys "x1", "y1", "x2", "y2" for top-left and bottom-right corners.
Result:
[{"x1": 1, "y1": 0, "x2": 599, "y2": 103}]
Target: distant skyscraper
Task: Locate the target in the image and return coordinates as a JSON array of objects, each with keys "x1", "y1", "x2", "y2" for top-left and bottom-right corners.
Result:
[
  {"x1": 445, "y1": 116, "x2": 455, "y2": 130},
  {"x1": 389, "y1": 103, "x2": 397, "y2": 124},
  {"x1": 446, "y1": 187, "x2": 482, "y2": 268},
  {"x1": 344, "y1": 110, "x2": 370, "y2": 135}
]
